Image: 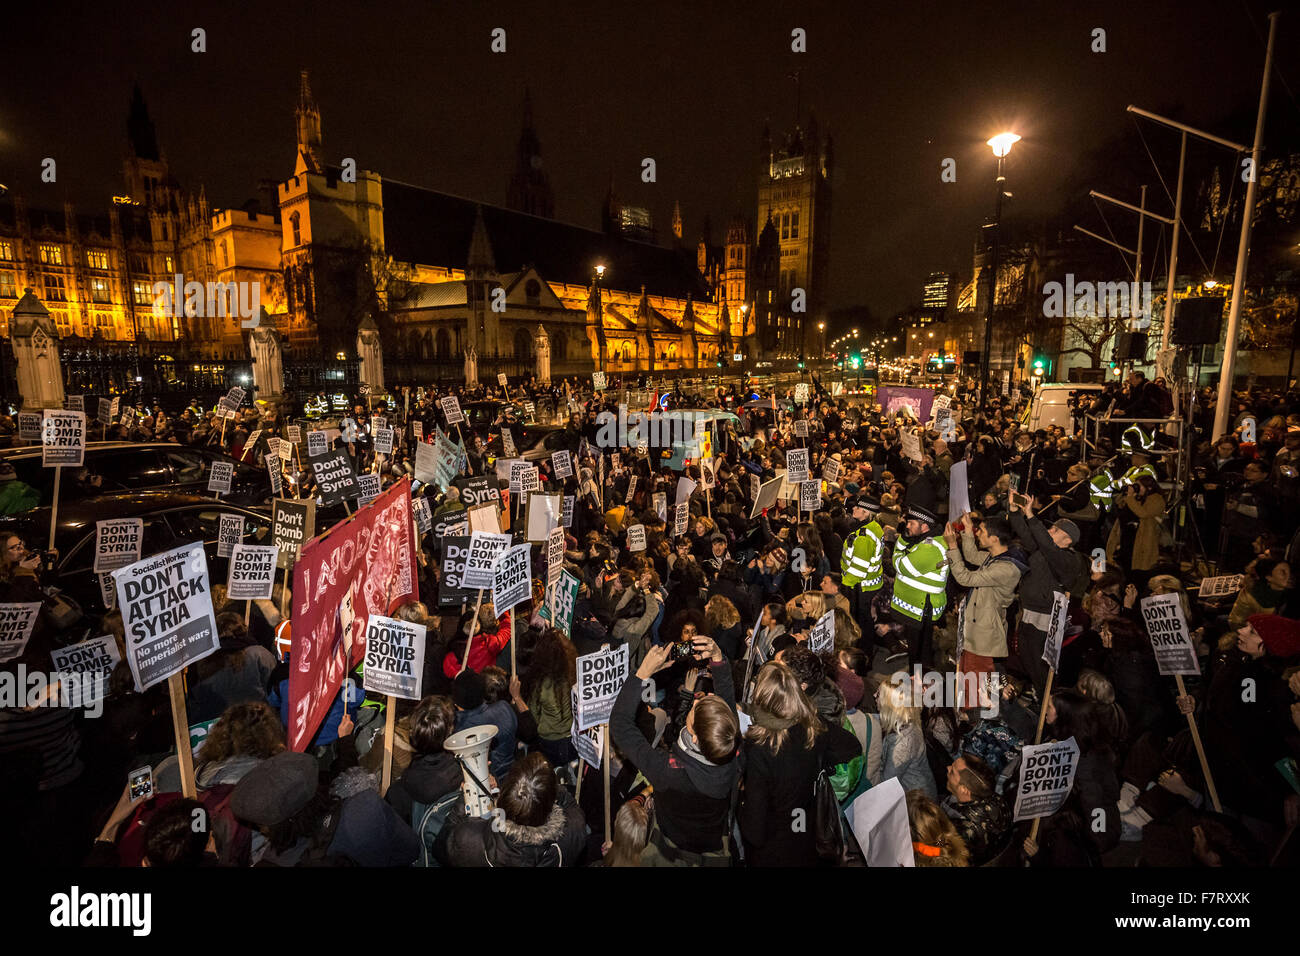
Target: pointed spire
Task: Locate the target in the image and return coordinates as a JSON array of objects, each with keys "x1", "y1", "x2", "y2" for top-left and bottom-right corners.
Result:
[
  {"x1": 467, "y1": 205, "x2": 497, "y2": 274},
  {"x1": 126, "y1": 83, "x2": 160, "y2": 161},
  {"x1": 672, "y1": 200, "x2": 683, "y2": 241},
  {"x1": 295, "y1": 68, "x2": 323, "y2": 174}
]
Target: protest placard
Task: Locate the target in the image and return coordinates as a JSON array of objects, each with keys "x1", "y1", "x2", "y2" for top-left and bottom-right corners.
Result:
[
  {"x1": 412, "y1": 496, "x2": 434, "y2": 535},
  {"x1": 800, "y1": 480, "x2": 822, "y2": 512},
  {"x1": 546, "y1": 526, "x2": 566, "y2": 586},
  {"x1": 700, "y1": 460, "x2": 716, "y2": 489},
  {"x1": 570, "y1": 698, "x2": 605, "y2": 770},
  {"x1": 373, "y1": 427, "x2": 394, "y2": 456},
  {"x1": 491, "y1": 543, "x2": 532, "y2": 612},
  {"x1": 498, "y1": 372, "x2": 508, "y2": 387},
  {"x1": 822, "y1": 457, "x2": 841, "y2": 485},
  {"x1": 501, "y1": 429, "x2": 517, "y2": 458},
  {"x1": 794, "y1": 382, "x2": 810, "y2": 404},
  {"x1": 288, "y1": 477, "x2": 418, "y2": 752},
  {"x1": 456, "y1": 475, "x2": 502, "y2": 509},
  {"x1": 1041, "y1": 589, "x2": 1070, "y2": 672},
  {"x1": 592, "y1": 371, "x2": 607, "y2": 390},
  {"x1": 808, "y1": 608, "x2": 835, "y2": 654},
  {"x1": 271, "y1": 498, "x2": 315, "y2": 568},
  {"x1": 278, "y1": 436, "x2": 294, "y2": 461},
  {"x1": 208, "y1": 461, "x2": 233, "y2": 495},
  {"x1": 625, "y1": 474, "x2": 639, "y2": 502},
  {"x1": 113, "y1": 542, "x2": 220, "y2": 691},
  {"x1": 900, "y1": 429, "x2": 922, "y2": 463},
  {"x1": 309, "y1": 449, "x2": 359, "y2": 506},
  {"x1": 93, "y1": 518, "x2": 143, "y2": 574},
  {"x1": 438, "y1": 535, "x2": 476, "y2": 607},
  {"x1": 948, "y1": 459, "x2": 971, "y2": 520},
  {"x1": 1141, "y1": 593, "x2": 1200, "y2": 676},
  {"x1": 653, "y1": 491, "x2": 668, "y2": 523},
  {"x1": 413, "y1": 441, "x2": 438, "y2": 486},
  {"x1": 845, "y1": 777, "x2": 913, "y2": 868},
  {"x1": 227, "y1": 544, "x2": 278, "y2": 601},
  {"x1": 1013, "y1": 738, "x2": 1081, "y2": 822},
  {"x1": 576, "y1": 644, "x2": 629, "y2": 731},
  {"x1": 18, "y1": 412, "x2": 42, "y2": 441},
  {"x1": 440, "y1": 396, "x2": 464, "y2": 425},
  {"x1": 0, "y1": 602, "x2": 42, "y2": 663},
  {"x1": 287, "y1": 424, "x2": 302, "y2": 447},
  {"x1": 307, "y1": 431, "x2": 328, "y2": 457},
  {"x1": 241, "y1": 429, "x2": 263, "y2": 460},
  {"x1": 356, "y1": 473, "x2": 381, "y2": 507},
  {"x1": 265, "y1": 437, "x2": 283, "y2": 462},
  {"x1": 626, "y1": 523, "x2": 647, "y2": 552},
  {"x1": 218, "y1": 513, "x2": 244, "y2": 559},
  {"x1": 562, "y1": 494, "x2": 575, "y2": 528},
  {"x1": 795, "y1": 419, "x2": 809, "y2": 438},
  {"x1": 463, "y1": 531, "x2": 512, "y2": 589},
  {"x1": 266, "y1": 453, "x2": 283, "y2": 496},
  {"x1": 552, "y1": 449, "x2": 573, "y2": 479},
  {"x1": 51, "y1": 636, "x2": 121, "y2": 709},
  {"x1": 97, "y1": 397, "x2": 119, "y2": 426},
  {"x1": 432, "y1": 504, "x2": 469, "y2": 542},
  {"x1": 1198, "y1": 575, "x2": 1243, "y2": 598},
  {"x1": 673, "y1": 502, "x2": 690, "y2": 536},
  {"x1": 412, "y1": 420, "x2": 424, "y2": 441},
  {"x1": 468, "y1": 503, "x2": 501, "y2": 534},
  {"x1": 750, "y1": 476, "x2": 783, "y2": 517},
  {"x1": 786, "y1": 447, "x2": 810, "y2": 483},
  {"x1": 526, "y1": 492, "x2": 560, "y2": 543},
  {"x1": 676, "y1": 475, "x2": 696, "y2": 504},
  {"x1": 362, "y1": 614, "x2": 425, "y2": 700},
  {"x1": 545, "y1": 569, "x2": 580, "y2": 634},
  {"x1": 42, "y1": 409, "x2": 86, "y2": 467},
  {"x1": 64, "y1": 395, "x2": 84, "y2": 412}
]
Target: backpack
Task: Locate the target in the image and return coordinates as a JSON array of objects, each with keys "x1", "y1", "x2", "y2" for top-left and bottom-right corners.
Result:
[
  {"x1": 116, "y1": 784, "x2": 252, "y2": 867},
  {"x1": 411, "y1": 790, "x2": 463, "y2": 867},
  {"x1": 828, "y1": 716, "x2": 865, "y2": 802},
  {"x1": 813, "y1": 768, "x2": 848, "y2": 864}
]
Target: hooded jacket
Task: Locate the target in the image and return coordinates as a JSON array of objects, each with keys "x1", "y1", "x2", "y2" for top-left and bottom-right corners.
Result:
[
  {"x1": 434, "y1": 788, "x2": 586, "y2": 867},
  {"x1": 385, "y1": 751, "x2": 463, "y2": 824},
  {"x1": 945, "y1": 532, "x2": 1029, "y2": 658},
  {"x1": 610, "y1": 659, "x2": 740, "y2": 854}
]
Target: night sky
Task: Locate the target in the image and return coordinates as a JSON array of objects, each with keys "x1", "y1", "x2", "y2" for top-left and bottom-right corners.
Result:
[{"x1": 4, "y1": 0, "x2": 1297, "y2": 324}]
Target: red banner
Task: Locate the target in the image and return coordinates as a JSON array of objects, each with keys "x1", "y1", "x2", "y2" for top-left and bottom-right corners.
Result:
[{"x1": 288, "y1": 475, "x2": 419, "y2": 751}]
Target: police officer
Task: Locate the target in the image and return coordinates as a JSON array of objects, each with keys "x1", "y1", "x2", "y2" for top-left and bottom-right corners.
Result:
[
  {"x1": 889, "y1": 503, "x2": 950, "y2": 670},
  {"x1": 840, "y1": 494, "x2": 885, "y2": 657}
]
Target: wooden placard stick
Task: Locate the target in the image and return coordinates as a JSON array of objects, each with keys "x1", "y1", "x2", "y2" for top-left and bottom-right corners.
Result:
[
  {"x1": 1026, "y1": 667, "x2": 1056, "y2": 849},
  {"x1": 1174, "y1": 674, "x2": 1222, "y2": 813},
  {"x1": 380, "y1": 693, "x2": 396, "y2": 797},
  {"x1": 168, "y1": 672, "x2": 197, "y2": 799},
  {"x1": 458, "y1": 589, "x2": 486, "y2": 676}
]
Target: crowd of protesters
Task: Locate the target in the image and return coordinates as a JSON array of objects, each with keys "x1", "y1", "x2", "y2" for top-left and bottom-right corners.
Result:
[{"x1": 2, "y1": 364, "x2": 1298, "y2": 868}]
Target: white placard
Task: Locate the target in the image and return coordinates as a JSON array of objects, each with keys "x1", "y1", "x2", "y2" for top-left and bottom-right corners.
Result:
[
  {"x1": 808, "y1": 608, "x2": 835, "y2": 653},
  {"x1": 440, "y1": 396, "x2": 464, "y2": 425},
  {"x1": 307, "y1": 431, "x2": 328, "y2": 457},
  {"x1": 491, "y1": 543, "x2": 532, "y2": 612},
  {"x1": 576, "y1": 644, "x2": 629, "y2": 730},
  {"x1": 93, "y1": 518, "x2": 143, "y2": 574},
  {"x1": 1140, "y1": 593, "x2": 1200, "y2": 676},
  {"x1": 551, "y1": 449, "x2": 573, "y2": 480},
  {"x1": 593, "y1": 371, "x2": 607, "y2": 390},
  {"x1": 1013, "y1": 737, "x2": 1081, "y2": 822},
  {"x1": 800, "y1": 480, "x2": 822, "y2": 512},
  {"x1": 113, "y1": 542, "x2": 220, "y2": 691},
  {"x1": 464, "y1": 531, "x2": 512, "y2": 590},
  {"x1": 526, "y1": 492, "x2": 561, "y2": 543},
  {"x1": 42, "y1": 410, "x2": 86, "y2": 467},
  {"x1": 1041, "y1": 589, "x2": 1070, "y2": 672},
  {"x1": 547, "y1": 526, "x2": 566, "y2": 586},
  {"x1": 0, "y1": 602, "x2": 42, "y2": 663},
  {"x1": 208, "y1": 461, "x2": 234, "y2": 495},
  {"x1": 948, "y1": 459, "x2": 971, "y2": 521},
  {"x1": 627, "y1": 523, "x2": 647, "y2": 552},
  {"x1": 845, "y1": 776, "x2": 913, "y2": 868},
  {"x1": 786, "y1": 448, "x2": 810, "y2": 483},
  {"x1": 1197, "y1": 575, "x2": 1243, "y2": 598},
  {"x1": 901, "y1": 430, "x2": 922, "y2": 463},
  {"x1": 217, "y1": 513, "x2": 244, "y2": 559},
  {"x1": 51, "y1": 635, "x2": 121, "y2": 709},
  {"x1": 227, "y1": 544, "x2": 278, "y2": 601},
  {"x1": 361, "y1": 614, "x2": 426, "y2": 700}
]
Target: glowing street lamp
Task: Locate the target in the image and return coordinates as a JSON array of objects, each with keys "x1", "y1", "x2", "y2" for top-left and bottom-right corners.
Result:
[
  {"x1": 979, "y1": 131, "x2": 1020, "y2": 406},
  {"x1": 987, "y1": 132, "x2": 1021, "y2": 158}
]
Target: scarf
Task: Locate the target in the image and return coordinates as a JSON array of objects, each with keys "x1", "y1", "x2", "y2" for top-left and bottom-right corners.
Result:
[
  {"x1": 748, "y1": 702, "x2": 797, "y2": 731},
  {"x1": 677, "y1": 727, "x2": 713, "y2": 766}
]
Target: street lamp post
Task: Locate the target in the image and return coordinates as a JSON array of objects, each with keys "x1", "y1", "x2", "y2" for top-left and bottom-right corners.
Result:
[{"x1": 980, "y1": 132, "x2": 1020, "y2": 408}]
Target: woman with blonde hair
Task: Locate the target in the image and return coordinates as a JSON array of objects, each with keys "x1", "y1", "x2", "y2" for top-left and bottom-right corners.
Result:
[
  {"x1": 907, "y1": 791, "x2": 970, "y2": 867},
  {"x1": 703, "y1": 594, "x2": 745, "y2": 660},
  {"x1": 599, "y1": 795, "x2": 650, "y2": 867},
  {"x1": 738, "y1": 661, "x2": 860, "y2": 866},
  {"x1": 874, "y1": 676, "x2": 938, "y2": 799}
]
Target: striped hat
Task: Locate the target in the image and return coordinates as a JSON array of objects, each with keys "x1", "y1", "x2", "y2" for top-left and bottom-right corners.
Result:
[{"x1": 905, "y1": 504, "x2": 939, "y2": 527}]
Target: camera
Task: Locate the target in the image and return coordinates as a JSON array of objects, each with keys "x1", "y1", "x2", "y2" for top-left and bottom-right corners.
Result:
[{"x1": 671, "y1": 640, "x2": 696, "y2": 661}]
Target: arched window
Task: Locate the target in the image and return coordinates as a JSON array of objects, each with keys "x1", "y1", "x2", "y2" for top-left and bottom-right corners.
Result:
[
  {"x1": 622, "y1": 343, "x2": 633, "y2": 363},
  {"x1": 220, "y1": 242, "x2": 229, "y2": 268},
  {"x1": 525, "y1": 279, "x2": 541, "y2": 305},
  {"x1": 552, "y1": 330, "x2": 567, "y2": 360},
  {"x1": 290, "y1": 212, "x2": 302, "y2": 247},
  {"x1": 668, "y1": 343, "x2": 678, "y2": 365},
  {"x1": 514, "y1": 327, "x2": 532, "y2": 360},
  {"x1": 435, "y1": 328, "x2": 450, "y2": 359}
]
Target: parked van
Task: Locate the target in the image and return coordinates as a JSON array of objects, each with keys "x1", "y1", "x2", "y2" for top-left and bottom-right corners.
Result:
[{"x1": 1025, "y1": 383, "x2": 1104, "y2": 433}]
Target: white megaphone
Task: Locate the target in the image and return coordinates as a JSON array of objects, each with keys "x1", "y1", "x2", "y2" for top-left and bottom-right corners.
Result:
[{"x1": 444, "y1": 724, "x2": 498, "y2": 819}]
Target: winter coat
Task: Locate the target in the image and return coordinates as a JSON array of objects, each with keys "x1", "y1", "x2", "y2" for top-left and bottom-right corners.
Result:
[
  {"x1": 434, "y1": 788, "x2": 586, "y2": 867},
  {"x1": 610, "y1": 659, "x2": 740, "y2": 854},
  {"x1": 1009, "y1": 512, "x2": 1085, "y2": 616},
  {"x1": 442, "y1": 610, "x2": 513, "y2": 679},
  {"x1": 1106, "y1": 492, "x2": 1165, "y2": 572},
  {"x1": 877, "y1": 721, "x2": 937, "y2": 799},
  {"x1": 944, "y1": 534, "x2": 1027, "y2": 658},
  {"x1": 385, "y1": 751, "x2": 462, "y2": 824},
  {"x1": 738, "y1": 720, "x2": 861, "y2": 867},
  {"x1": 526, "y1": 677, "x2": 572, "y2": 742},
  {"x1": 455, "y1": 700, "x2": 517, "y2": 778}
]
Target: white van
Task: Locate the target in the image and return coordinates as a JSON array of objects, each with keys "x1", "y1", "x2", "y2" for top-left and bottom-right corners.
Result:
[{"x1": 1026, "y1": 383, "x2": 1104, "y2": 433}]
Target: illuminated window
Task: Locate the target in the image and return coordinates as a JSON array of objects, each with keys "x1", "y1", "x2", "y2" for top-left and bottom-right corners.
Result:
[
  {"x1": 43, "y1": 273, "x2": 67, "y2": 301},
  {"x1": 791, "y1": 211, "x2": 799, "y2": 239},
  {"x1": 86, "y1": 250, "x2": 110, "y2": 270},
  {"x1": 781, "y1": 214, "x2": 790, "y2": 240},
  {"x1": 0, "y1": 241, "x2": 13, "y2": 261},
  {"x1": 132, "y1": 280, "x2": 153, "y2": 306},
  {"x1": 0, "y1": 272, "x2": 14, "y2": 299},
  {"x1": 290, "y1": 212, "x2": 302, "y2": 247},
  {"x1": 95, "y1": 312, "x2": 112, "y2": 327},
  {"x1": 90, "y1": 276, "x2": 111, "y2": 303},
  {"x1": 164, "y1": 256, "x2": 174, "y2": 274},
  {"x1": 221, "y1": 242, "x2": 229, "y2": 268},
  {"x1": 38, "y1": 244, "x2": 63, "y2": 265},
  {"x1": 51, "y1": 310, "x2": 70, "y2": 334}
]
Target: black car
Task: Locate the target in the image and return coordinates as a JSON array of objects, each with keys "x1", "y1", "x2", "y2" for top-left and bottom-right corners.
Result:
[
  {"x1": 2, "y1": 442, "x2": 270, "y2": 507},
  {"x1": 0, "y1": 492, "x2": 274, "y2": 614}
]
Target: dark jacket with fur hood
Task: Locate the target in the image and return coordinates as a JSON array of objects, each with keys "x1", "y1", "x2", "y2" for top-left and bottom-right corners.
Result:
[{"x1": 433, "y1": 788, "x2": 586, "y2": 867}]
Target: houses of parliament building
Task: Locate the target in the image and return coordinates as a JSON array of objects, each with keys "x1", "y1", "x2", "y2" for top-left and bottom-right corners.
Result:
[{"x1": 0, "y1": 73, "x2": 833, "y2": 380}]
